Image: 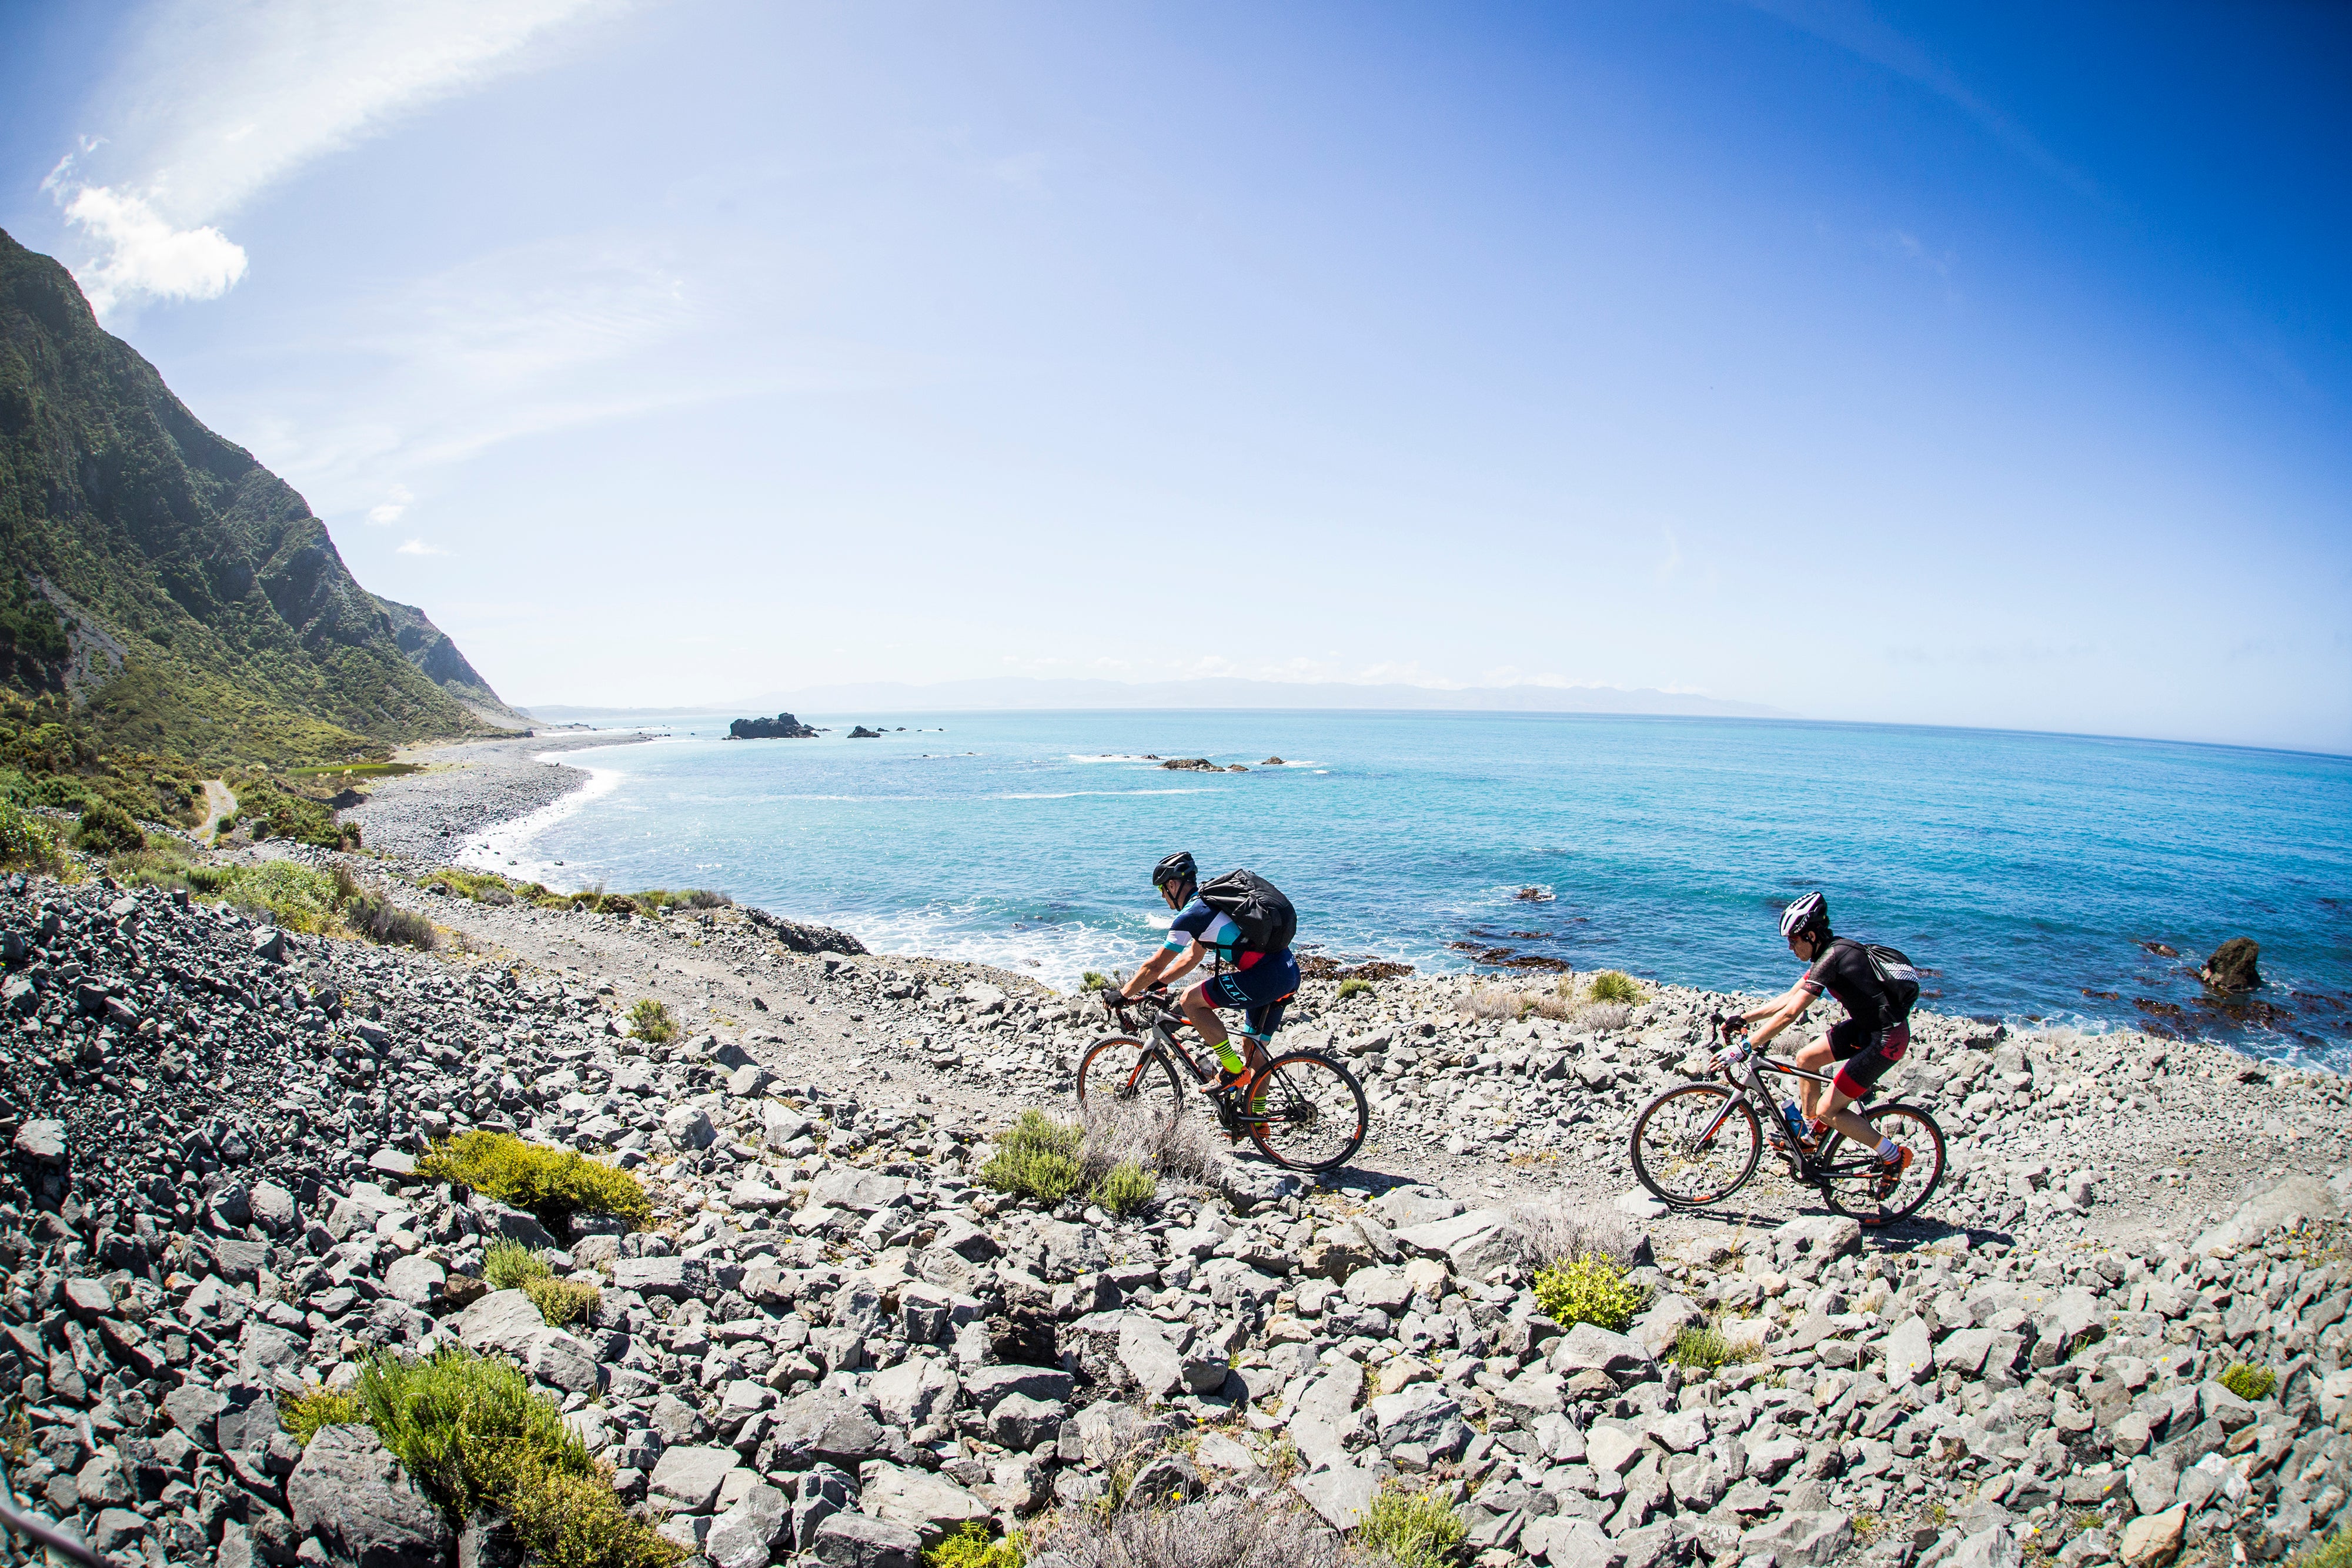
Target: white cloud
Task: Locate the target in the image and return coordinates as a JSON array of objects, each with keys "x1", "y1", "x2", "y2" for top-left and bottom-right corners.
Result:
[
  {"x1": 396, "y1": 538, "x2": 447, "y2": 556},
  {"x1": 52, "y1": 183, "x2": 247, "y2": 314},
  {"x1": 46, "y1": 0, "x2": 614, "y2": 315},
  {"x1": 366, "y1": 483, "x2": 413, "y2": 526}
]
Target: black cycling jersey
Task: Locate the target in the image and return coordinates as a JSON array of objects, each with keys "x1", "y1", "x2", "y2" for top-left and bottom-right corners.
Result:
[{"x1": 1799, "y1": 938, "x2": 1906, "y2": 1029}]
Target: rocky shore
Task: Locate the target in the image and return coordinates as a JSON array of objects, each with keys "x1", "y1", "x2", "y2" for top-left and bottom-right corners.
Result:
[
  {"x1": 2, "y1": 800, "x2": 2349, "y2": 1568},
  {"x1": 344, "y1": 734, "x2": 630, "y2": 861}
]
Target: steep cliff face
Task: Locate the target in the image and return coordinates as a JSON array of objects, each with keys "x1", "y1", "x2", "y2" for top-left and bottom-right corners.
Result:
[{"x1": 0, "y1": 228, "x2": 519, "y2": 761}]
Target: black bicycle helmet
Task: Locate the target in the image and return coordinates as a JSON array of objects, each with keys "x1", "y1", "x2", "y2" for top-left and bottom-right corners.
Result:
[
  {"x1": 1780, "y1": 891, "x2": 1830, "y2": 940},
  {"x1": 1151, "y1": 851, "x2": 1197, "y2": 892}
]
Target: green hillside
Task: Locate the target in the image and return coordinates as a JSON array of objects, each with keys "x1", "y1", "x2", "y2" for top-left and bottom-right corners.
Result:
[{"x1": 0, "y1": 228, "x2": 514, "y2": 765}]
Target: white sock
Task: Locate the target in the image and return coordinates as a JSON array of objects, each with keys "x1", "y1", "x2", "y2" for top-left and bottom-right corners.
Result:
[{"x1": 1876, "y1": 1136, "x2": 1899, "y2": 1158}]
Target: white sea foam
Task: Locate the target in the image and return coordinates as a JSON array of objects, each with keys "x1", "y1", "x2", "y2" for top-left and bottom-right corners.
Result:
[{"x1": 458, "y1": 755, "x2": 626, "y2": 886}]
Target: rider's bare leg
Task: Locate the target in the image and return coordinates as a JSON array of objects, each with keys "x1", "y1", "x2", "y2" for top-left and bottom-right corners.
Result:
[
  {"x1": 1819, "y1": 1085, "x2": 1882, "y2": 1150},
  {"x1": 1179, "y1": 984, "x2": 1269, "y2": 1074},
  {"x1": 1792, "y1": 1037, "x2": 1839, "y2": 1122}
]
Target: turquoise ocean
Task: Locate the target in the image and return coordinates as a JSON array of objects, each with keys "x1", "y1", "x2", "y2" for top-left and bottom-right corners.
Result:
[{"x1": 465, "y1": 711, "x2": 2352, "y2": 1069}]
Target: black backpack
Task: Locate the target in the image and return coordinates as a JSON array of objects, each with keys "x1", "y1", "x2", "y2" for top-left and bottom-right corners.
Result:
[
  {"x1": 1836, "y1": 938, "x2": 1922, "y2": 1027},
  {"x1": 1197, "y1": 869, "x2": 1297, "y2": 958}
]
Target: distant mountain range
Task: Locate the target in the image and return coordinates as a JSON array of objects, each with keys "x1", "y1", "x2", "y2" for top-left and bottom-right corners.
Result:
[
  {"x1": 0, "y1": 230, "x2": 523, "y2": 760},
  {"x1": 526, "y1": 677, "x2": 1794, "y2": 722}
]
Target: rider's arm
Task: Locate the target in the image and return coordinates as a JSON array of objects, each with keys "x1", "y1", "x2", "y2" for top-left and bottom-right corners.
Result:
[
  {"x1": 1157, "y1": 940, "x2": 1206, "y2": 987},
  {"x1": 1745, "y1": 985, "x2": 1813, "y2": 1048},
  {"x1": 1114, "y1": 948, "x2": 1177, "y2": 1000}
]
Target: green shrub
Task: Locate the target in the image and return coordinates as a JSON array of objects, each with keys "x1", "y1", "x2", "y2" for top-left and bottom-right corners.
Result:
[
  {"x1": 524, "y1": 1276, "x2": 602, "y2": 1327},
  {"x1": 2288, "y1": 1527, "x2": 2352, "y2": 1568},
  {"x1": 927, "y1": 1523, "x2": 1023, "y2": 1568},
  {"x1": 483, "y1": 1238, "x2": 550, "y2": 1291},
  {"x1": 0, "y1": 798, "x2": 59, "y2": 872},
  {"x1": 1336, "y1": 978, "x2": 1374, "y2": 1002},
  {"x1": 1355, "y1": 1481, "x2": 1468, "y2": 1568},
  {"x1": 626, "y1": 998, "x2": 675, "y2": 1043},
  {"x1": 183, "y1": 860, "x2": 346, "y2": 933},
  {"x1": 980, "y1": 1110, "x2": 1087, "y2": 1203},
  {"x1": 418, "y1": 1132, "x2": 652, "y2": 1234},
  {"x1": 74, "y1": 800, "x2": 145, "y2": 855},
  {"x1": 1532, "y1": 1253, "x2": 1649, "y2": 1332},
  {"x1": 1092, "y1": 1159, "x2": 1157, "y2": 1216},
  {"x1": 1666, "y1": 1325, "x2": 1746, "y2": 1371},
  {"x1": 2221, "y1": 1362, "x2": 2276, "y2": 1402},
  {"x1": 1080, "y1": 971, "x2": 1112, "y2": 992},
  {"x1": 353, "y1": 1347, "x2": 683, "y2": 1568},
  {"x1": 1586, "y1": 969, "x2": 1643, "y2": 1005},
  {"x1": 278, "y1": 1385, "x2": 362, "y2": 1445}
]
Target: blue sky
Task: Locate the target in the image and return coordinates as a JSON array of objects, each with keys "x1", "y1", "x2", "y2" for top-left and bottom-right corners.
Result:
[{"x1": 4, "y1": 1, "x2": 2347, "y2": 752}]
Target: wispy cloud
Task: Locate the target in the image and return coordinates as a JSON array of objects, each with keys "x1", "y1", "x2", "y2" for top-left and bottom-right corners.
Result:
[
  {"x1": 366, "y1": 483, "x2": 413, "y2": 526},
  {"x1": 396, "y1": 537, "x2": 448, "y2": 556},
  {"x1": 1743, "y1": 0, "x2": 2096, "y2": 198},
  {"x1": 44, "y1": 0, "x2": 614, "y2": 316}
]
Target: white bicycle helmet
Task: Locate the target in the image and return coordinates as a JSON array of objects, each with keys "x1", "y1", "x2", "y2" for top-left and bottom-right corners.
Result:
[{"x1": 1780, "y1": 891, "x2": 1829, "y2": 939}]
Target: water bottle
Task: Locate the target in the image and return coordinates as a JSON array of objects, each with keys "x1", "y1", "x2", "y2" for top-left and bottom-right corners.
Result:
[{"x1": 1780, "y1": 1101, "x2": 1809, "y2": 1146}]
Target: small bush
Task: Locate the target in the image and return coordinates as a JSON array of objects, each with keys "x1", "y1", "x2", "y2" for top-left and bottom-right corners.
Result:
[
  {"x1": 980, "y1": 1110, "x2": 1088, "y2": 1203},
  {"x1": 524, "y1": 1276, "x2": 602, "y2": 1327},
  {"x1": 74, "y1": 800, "x2": 145, "y2": 855},
  {"x1": 1505, "y1": 1199, "x2": 1637, "y2": 1272},
  {"x1": 278, "y1": 1385, "x2": 362, "y2": 1445},
  {"x1": 1356, "y1": 1480, "x2": 1469, "y2": 1568},
  {"x1": 1335, "y1": 977, "x2": 1374, "y2": 1002},
  {"x1": 2287, "y1": 1527, "x2": 2352, "y2": 1568},
  {"x1": 1024, "y1": 1493, "x2": 1342, "y2": 1567},
  {"x1": 1571, "y1": 1000, "x2": 1632, "y2": 1032},
  {"x1": 1666, "y1": 1325, "x2": 1746, "y2": 1371},
  {"x1": 348, "y1": 894, "x2": 440, "y2": 949},
  {"x1": 0, "y1": 798, "x2": 60, "y2": 872},
  {"x1": 2221, "y1": 1362, "x2": 2276, "y2": 1402},
  {"x1": 1532, "y1": 1253, "x2": 1650, "y2": 1332},
  {"x1": 926, "y1": 1523, "x2": 1022, "y2": 1568},
  {"x1": 354, "y1": 1347, "x2": 683, "y2": 1568},
  {"x1": 1081, "y1": 971, "x2": 1113, "y2": 992},
  {"x1": 185, "y1": 860, "x2": 346, "y2": 933},
  {"x1": 626, "y1": 998, "x2": 675, "y2": 1043},
  {"x1": 483, "y1": 1238, "x2": 550, "y2": 1291},
  {"x1": 417, "y1": 1132, "x2": 652, "y2": 1234},
  {"x1": 1586, "y1": 969, "x2": 1643, "y2": 1004},
  {"x1": 1093, "y1": 1159, "x2": 1157, "y2": 1216}
]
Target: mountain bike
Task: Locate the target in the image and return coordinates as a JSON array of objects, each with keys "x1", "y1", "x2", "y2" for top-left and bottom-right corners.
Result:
[
  {"x1": 1077, "y1": 988, "x2": 1369, "y2": 1172},
  {"x1": 1629, "y1": 1012, "x2": 1945, "y2": 1226}
]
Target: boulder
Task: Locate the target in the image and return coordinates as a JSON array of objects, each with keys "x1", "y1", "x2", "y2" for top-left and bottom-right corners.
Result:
[
  {"x1": 1389, "y1": 1208, "x2": 1521, "y2": 1281},
  {"x1": 383, "y1": 1255, "x2": 446, "y2": 1309},
  {"x1": 705, "y1": 1483, "x2": 790, "y2": 1568},
  {"x1": 1368, "y1": 1382, "x2": 1468, "y2": 1459},
  {"x1": 2200, "y1": 938, "x2": 2260, "y2": 993},
  {"x1": 649, "y1": 1445, "x2": 739, "y2": 1513},
  {"x1": 810, "y1": 1512, "x2": 922, "y2": 1568},
  {"x1": 11, "y1": 1120, "x2": 65, "y2": 1166},
  {"x1": 1740, "y1": 1510, "x2": 1854, "y2": 1568},
  {"x1": 1292, "y1": 1462, "x2": 1380, "y2": 1530},
  {"x1": 286, "y1": 1425, "x2": 453, "y2": 1568},
  {"x1": 452, "y1": 1290, "x2": 547, "y2": 1357},
  {"x1": 2120, "y1": 1505, "x2": 2187, "y2": 1568},
  {"x1": 960, "y1": 1363, "x2": 1073, "y2": 1412},
  {"x1": 1550, "y1": 1322, "x2": 1653, "y2": 1377},
  {"x1": 860, "y1": 1462, "x2": 990, "y2": 1544}
]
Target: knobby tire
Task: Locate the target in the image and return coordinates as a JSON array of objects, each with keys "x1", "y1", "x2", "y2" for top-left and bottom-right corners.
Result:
[
  {"x1": 1074, "y1": 1034, "x2": 1186, "y2": 1120},
  {"x1": 1631, "y1": 1082, "x2": 1763, "y2": 1208}
]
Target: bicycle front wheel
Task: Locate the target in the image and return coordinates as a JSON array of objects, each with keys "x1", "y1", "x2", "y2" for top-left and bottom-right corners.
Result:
[
  {"x1": 1247, "y1": 1052, "x2": 1368, "y2": 1172},
  {"x1": 1631, "y1": 1083, "x2": 1762, "y2": 1208},
  {"x1": 1075, "y1": 1035, "x2": 1186, "y2": 1120},
  {"x1": 1820, "y1": 1103, "x2": 1946, "y2": 1226}
]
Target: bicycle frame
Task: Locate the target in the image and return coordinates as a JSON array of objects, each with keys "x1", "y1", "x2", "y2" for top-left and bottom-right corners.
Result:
[
  {"x1": 1104, "y1": 993, "x2": 1279, "y2": 1126},
  {"x1": 1717, "y1": 1050, "x2": 1892, "y2": 1179}
]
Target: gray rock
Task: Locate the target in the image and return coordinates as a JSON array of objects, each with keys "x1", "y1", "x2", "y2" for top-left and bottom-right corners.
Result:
[
  {"x1": 870, "y1": 1357, "x2": 957, "y2": 1427},
  {"x1": 1292, "y1": 1462, "x2": 1380, "y2": 1529},
  {"x1": 1369, "y1": 1382, "x2": 1468, "y2": 1459},
  {"x1": 649, "y1": 1445, "x2": 739, "y2": 1512},
  {"x1": 286, "y1": 1424, "x2": 454, "y2": 1568},
  {"x1": 663, "y1": 1105, "x2": 717, "y2": 1149},
  {"x1": 810, "y1": 1168, "x2": 907, "y2": 1213},
  {"x1": 524, "y1": 1329, "x2": 602, "y2": 1395},
  {"x1": 1551, "y1": 1321, "x2": 1653, "y2": 1377},
  {"x1": 383, "y1": 1254, "x2": 446, "y2": 1308},
  {"x1": 11, "y1": 1119, "x2": 66, "y2": 1166},
  {"x1": 1390, "y1": 1207, "x2": 1521, "y2": 1281},
  {"x1": 2193, "y1": 1174, "x2": 2339, "y2": 1257},
  {"x1": 963, "y1": 1362, "x2": 1074, "y2": 1412},
  {"x1": 250, "y1": 1181, "x2": 298, "y2": 1232},
  {"x1": 810, "y1": 1511, "x2": 923, "y2": 1568},
  {"x1": 705, "y1": 1482, "x2": 789, "y2": 1568},
  {"x1": 1883, "y1": 1315, "x2": 1935, "y2": 1384},
  {"x1": 610, "y1": 1256, "x2": 713, "y2": 1298},
  {"x1": 453, "y1": 1290, "x2": 547, "y2": 1357},
  {"x1": 1741, "y1": 1510, "x2": 1855, "y2": 1567},
  {"x1": 990, "y1": 1392, "x2": 1066, "y2": 1451},
  {"x1": 163, "y1": 1384, "x2": 228, "y2": 1450},
  {"x1": 860, "y1": 1462, "x2": 991, "y2": 1543}
]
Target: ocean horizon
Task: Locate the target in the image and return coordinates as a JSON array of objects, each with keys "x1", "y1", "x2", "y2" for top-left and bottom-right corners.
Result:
[{"x1": 462, "y1": 708, "x2": 2352, "y2": 1070}]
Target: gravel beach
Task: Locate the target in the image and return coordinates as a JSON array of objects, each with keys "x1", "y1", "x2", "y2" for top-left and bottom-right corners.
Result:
[
  {"x1": 345, "y1": 733, "x2": 636, "y2": 861},
  {"x1": 2, "y1": 758, "x2": 2346, "y2": 1568}
]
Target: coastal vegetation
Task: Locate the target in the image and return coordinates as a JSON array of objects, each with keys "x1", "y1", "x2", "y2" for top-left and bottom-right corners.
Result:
[
  {"x1": 1355, "y1": 1481, "x2": 1471, "y2": 1567},
  {"x1": 416, "y1": 1130, "x2": 652, "y2": 1235},
  {"x1": 279, "y1": 1346, "x2": 682, "y2": 1568},
  {"x1": 1531, "y1": 1252, "x2": 1650, "y2": 1332},
  {"x1": 980, "y1": 1108, "x2": 1179, "y2": 1214},
  {"x1": 423, "y1": 867, "x2": 732, "y2": 918},
  {"x1": 626, "y1": 998, "x2": 676, "y2": 1043}
]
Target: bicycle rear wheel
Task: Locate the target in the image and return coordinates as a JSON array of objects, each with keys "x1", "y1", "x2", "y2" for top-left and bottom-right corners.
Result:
[
  {"x1": 1631, "y1": 1083, "x2": 1762, "y2": 1208},
  {"x1": 1075, "y1": 1035, "x2": 1186, "y2": 1120},
  {"x1": 1820, "y1": 1103, "x2": 1946, "y2": 1226},
  {"x1": 1246, "y1": 1052, "x2": 1368, "y2": 1172}
]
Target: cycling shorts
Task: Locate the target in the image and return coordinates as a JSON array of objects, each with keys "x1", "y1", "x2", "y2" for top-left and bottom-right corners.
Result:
[
  {"x1": 1828, "y1": 1017, "x2": 1909, "y2": 1101},
  {"x1": 1198, "y1": 950, "x2": 1301, "y2": 1039}
]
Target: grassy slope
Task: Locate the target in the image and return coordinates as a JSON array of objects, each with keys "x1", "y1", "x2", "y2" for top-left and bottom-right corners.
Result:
[{"x1": 0, "y1": 228, "x2": 498, "y2": 765}]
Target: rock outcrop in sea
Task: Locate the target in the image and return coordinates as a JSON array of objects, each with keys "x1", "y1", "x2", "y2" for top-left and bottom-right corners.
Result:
[{"x1": 730, "y1": 714, "x2": 819, "y2": 740}]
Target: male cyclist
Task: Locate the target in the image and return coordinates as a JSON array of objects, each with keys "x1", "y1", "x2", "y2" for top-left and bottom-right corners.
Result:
[
  {"x1": 1726, "y1": 891, "x2": 1913, "y2": 1187},
  {"x1": 1101, "y1": 851, "x2": 1301, "y2": 1095}
]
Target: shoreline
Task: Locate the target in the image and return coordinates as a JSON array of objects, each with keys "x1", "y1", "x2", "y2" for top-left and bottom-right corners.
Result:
[{"x1": 350, "y1": 735, "x2": 2343, "y2": 1071}]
